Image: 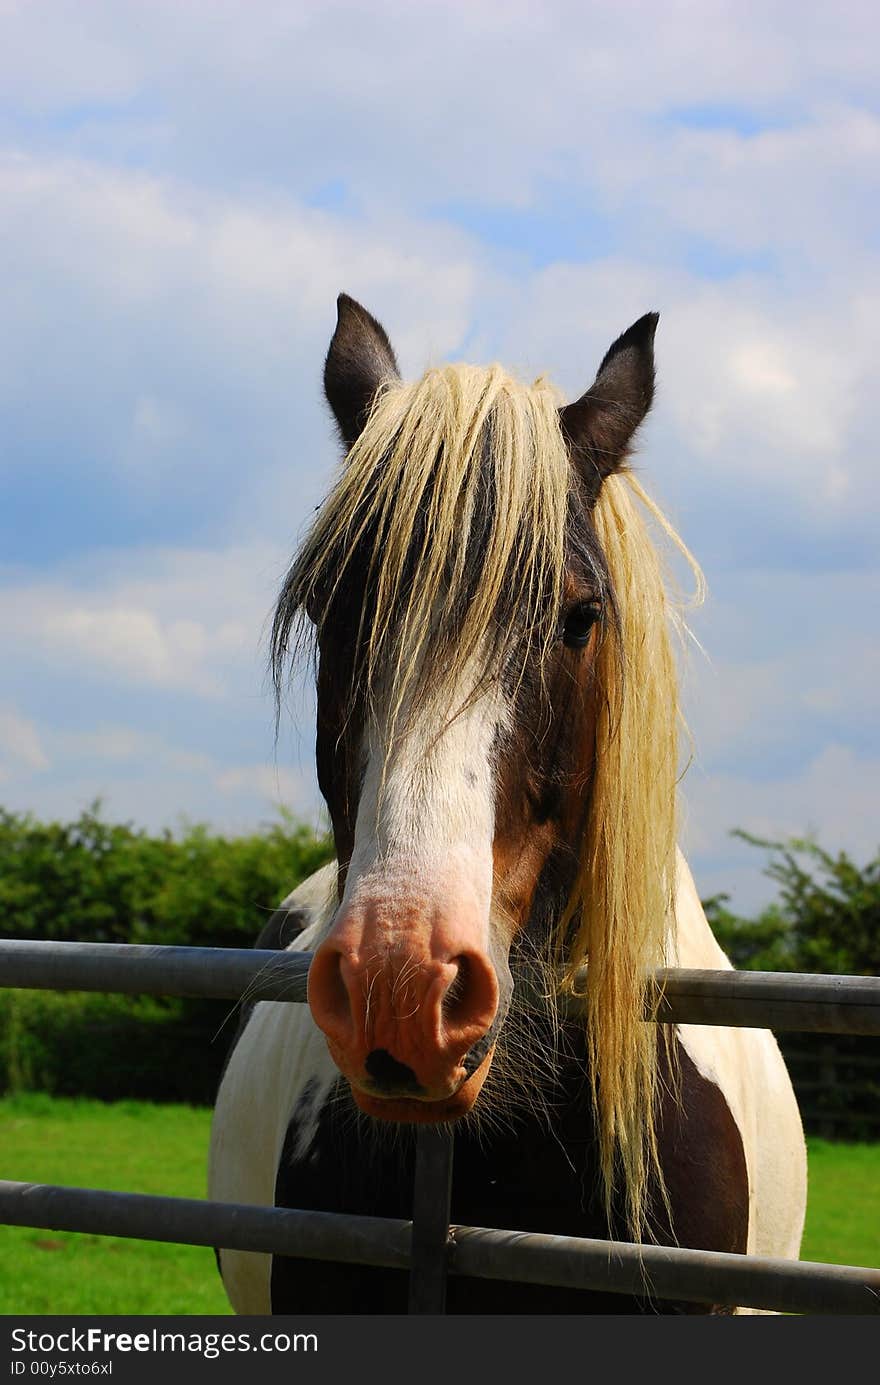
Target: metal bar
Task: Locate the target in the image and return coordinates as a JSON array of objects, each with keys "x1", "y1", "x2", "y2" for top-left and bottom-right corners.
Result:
[
  {"x1": 2, "y1": 940, "x2": 879, "y2": 1034},
  {"x1": 0, "y1": 1180, "x2": 410, "y2": 1269},
  {"x1": 0, "y1": 939, "x2": 310, "y2": 1002},
  {"x1": 449, "y1": 1225, "x2": 880, "y2": 1316},
  {"x1": 648, "y1": 967, "x2": 880, "y2": 1035},
  {"x1": 0, "y1": 1181, "x2": 877, "y2": 1315},
  {"x1": 408, "y1": 1128, "x2": 454, "y2": 1313}
]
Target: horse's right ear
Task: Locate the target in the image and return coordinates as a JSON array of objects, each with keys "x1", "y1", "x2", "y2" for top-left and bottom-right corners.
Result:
[{"x1": 323, "y1": 293, "x2": 401, "y2": 446}]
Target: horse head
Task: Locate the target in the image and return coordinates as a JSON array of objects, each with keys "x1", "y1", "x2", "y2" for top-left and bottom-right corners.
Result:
[{"x1": 273, "y1": 294, "x2": 673, "y2": 1144}]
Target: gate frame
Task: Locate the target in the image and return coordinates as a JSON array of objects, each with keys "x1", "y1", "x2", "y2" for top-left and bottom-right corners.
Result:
[{"x1": 1, "y1": 940, "x2": 879, "y2": 1315}]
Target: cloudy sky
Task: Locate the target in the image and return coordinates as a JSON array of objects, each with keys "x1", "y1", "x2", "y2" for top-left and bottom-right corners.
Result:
[{"x1": 1, "y1": 1, "x2": 877, "y2": 911}]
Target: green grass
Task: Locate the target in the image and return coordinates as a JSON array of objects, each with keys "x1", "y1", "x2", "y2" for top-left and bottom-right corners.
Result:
[
  {"x1": 0, "y1": 1094, "x2": 230, "y2": 1314},
  {"x1": 0, "y1": 1095, "x2": 878, "y2": 1313},
  {"x1": 799, "y1": 1138, "x2": 880, "y2": 1268}
]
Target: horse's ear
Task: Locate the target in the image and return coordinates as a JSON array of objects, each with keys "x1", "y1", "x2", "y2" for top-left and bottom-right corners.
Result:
[
  {"x1": 559, "y1": 312, "x2": 659, "y2": 501},
  {"x1": 323, "y1": 293, "x2": 401, "y2": 446}
]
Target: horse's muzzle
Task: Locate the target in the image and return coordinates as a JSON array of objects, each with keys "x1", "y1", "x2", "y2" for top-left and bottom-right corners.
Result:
[
  {"x1": 346, "y1": 1045, "x2": 497, "y2": 1124},
  {"x1": 307, "y1": 906, "x2": 501, "y2": 1108}
]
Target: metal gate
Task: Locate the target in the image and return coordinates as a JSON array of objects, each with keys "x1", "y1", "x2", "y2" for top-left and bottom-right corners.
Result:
[{"x1": 2, "y1": 939, "x2": 879, "y2": 1314}]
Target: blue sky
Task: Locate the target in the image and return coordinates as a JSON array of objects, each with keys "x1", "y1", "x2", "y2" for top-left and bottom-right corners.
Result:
[{"x1": 1, "y1": 1, "x2": 878, "y2": 911}]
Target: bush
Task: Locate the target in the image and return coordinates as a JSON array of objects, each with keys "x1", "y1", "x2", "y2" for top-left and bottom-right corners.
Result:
[
  {"x1": 704, "y1": 833, "x2": 880, "y2": 1140},
  {"x1": 0, "y1": 803, "x2": 333, "y2": 950},
  {"x1": 0, "y1": 990, "x2": 231, "y2": 1104},
  {"x1": 0, "y1": 804, "x2": 334, "y2": 1102},
  {"x1": 705, "y1": 832, "x2": 880, "y2": 975}
]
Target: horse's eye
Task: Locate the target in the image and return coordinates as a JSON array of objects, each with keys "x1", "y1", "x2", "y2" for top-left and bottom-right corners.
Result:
[{"x1": 561, "y1": 601, "x2": 602, "y2": 649}]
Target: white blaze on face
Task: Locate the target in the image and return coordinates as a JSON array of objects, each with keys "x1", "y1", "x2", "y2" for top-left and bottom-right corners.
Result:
[{"x1": 340, "y1": 665, "x2": 509, "y2": 942}]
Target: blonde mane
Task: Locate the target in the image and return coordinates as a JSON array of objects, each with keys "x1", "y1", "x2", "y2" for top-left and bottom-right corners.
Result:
[
  {"x1": 563, "y1": 470, "x2": 703, "y2": 1239},
  {"x1": 277, "y1": 364, "x2": 571, "y2": 743},
  {"x1": 273, "y1": 362, "x2": 703, "y2": 1240}
]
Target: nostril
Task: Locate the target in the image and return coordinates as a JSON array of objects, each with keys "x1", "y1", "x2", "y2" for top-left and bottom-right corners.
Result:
[
  {"x1": 365, "y1": 1049, "x2": 423, "y2": 1093},
  {"x1": 442, "y1": 951, "x2": 499, "y2": 1040},
  {"x1": 442, "y1": 954, "x2": 472, "y2": 1024},
  {"x1": 307, "y1": 944, "x2": 351, "y2": 1038}
]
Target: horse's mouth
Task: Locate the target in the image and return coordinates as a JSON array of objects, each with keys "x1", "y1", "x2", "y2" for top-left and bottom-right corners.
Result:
[{"x1": 348, "y1": 1047, "x2": 494, "y2": 1124}]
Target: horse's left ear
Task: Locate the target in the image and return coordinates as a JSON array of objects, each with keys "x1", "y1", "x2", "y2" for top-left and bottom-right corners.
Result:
[
  {"x1": 559, "y1": 312, "x2": 659, "y2": 501},
  {"x1": 324, "y1": 293, "x2": 401, "y2": 447}
]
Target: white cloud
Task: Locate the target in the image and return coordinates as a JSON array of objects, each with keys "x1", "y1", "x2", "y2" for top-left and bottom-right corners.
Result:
[
  {"x1": 214, "y1": 763, "x2": 311, "y2": 810},
  {"x1": 0, "y1": 149, "x2": 484, "y2": 550},
  {"x1": 588, "y1": 105, "x2": 880, "y2": 270},
  {"x1": 3, "y1": 2, "x2": 877, "y2": 215},
  {"x1": 55, "y1": 725, "x2": 214, "y2": 774},
  {"x1": 0, "y1": 543, "x2": 280, "y2": 697},
  {"x1": 492, "y1": 259, "x2": 880, "y2": 532},
  {"x1": 59, "y1": 726, "x2": 155, "y2": 763},
  {"x1": 0, "y1": 149, "x2": 478, "y2": 383},
  {"x1": 47, "y1": 607, "x2": 217, "y2": 694},
  {"x1": 3, "y1": 118, "x2": 878, "y2": 545},
  {"x1": 0, "y1": 705, "x2": 49, "y2": 772},
  {"x1": 730, "y1": 341, "x2": 798, "y2": 399},
  {"x1": 0, "y1": 5, "x2": 559, "y2": 208},
  {"x1": 0, "y1": 711, "x2": 323, "y2": 839}
]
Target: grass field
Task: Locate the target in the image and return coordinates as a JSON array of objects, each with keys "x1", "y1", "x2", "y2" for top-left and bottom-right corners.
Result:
[
  {"x1": 1, "y1": 1094, "x2": 878, "y2": 1314},
  {"x1": 0, "y1": 1094, "x2": 230, "y2": 1315}
]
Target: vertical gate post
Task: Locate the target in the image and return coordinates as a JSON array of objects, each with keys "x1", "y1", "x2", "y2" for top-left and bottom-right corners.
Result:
[{"x1": 407, "y1": 1126, "x2": 454, "y2": 1313}]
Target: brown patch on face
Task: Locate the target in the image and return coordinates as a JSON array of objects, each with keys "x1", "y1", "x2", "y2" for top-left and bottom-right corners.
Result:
[
  {"x1": 491, "y1": 572, "x2": 603, "y2": 942},
  {"x1": 315, "y1": 623, "x2": 362, "y2": 890}
]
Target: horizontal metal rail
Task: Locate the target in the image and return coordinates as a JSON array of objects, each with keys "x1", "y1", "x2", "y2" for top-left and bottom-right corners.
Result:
[
  {"x1": 1, "y1": 939, "x2": 879, "y2": 1034},
  {"x1": 1, "y1": 1181, "x2": 878, "y2": 1315},
  {"x1": 650, "y1": 967, "x2": 880, "y2": 1035},
  {"x1": 0, "y1": 939, "x2": 312, "y2": 1003}
]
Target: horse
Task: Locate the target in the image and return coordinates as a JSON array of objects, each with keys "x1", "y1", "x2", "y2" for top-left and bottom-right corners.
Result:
[{"x1": 208, "y1": 293, "x2": 807, "y2": 1314}]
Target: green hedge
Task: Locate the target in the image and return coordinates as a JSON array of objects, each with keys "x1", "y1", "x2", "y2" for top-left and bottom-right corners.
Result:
[
  {"x1": 0, "y1": 990, "x2": 232, "y2": 1104},
  {"x1": 0, "y1": 803, "x2": 333, "y2": 951},
  {"x1": 0, "y1": 804, "x2": 333, "y2": 1102}
]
